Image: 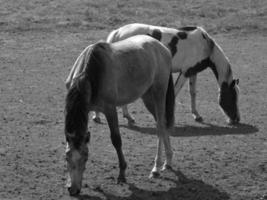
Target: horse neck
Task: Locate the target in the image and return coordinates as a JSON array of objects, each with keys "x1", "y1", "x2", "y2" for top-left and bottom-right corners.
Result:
[{"x1": 209, "y1": 43, "x2": 234, "y2": 87}]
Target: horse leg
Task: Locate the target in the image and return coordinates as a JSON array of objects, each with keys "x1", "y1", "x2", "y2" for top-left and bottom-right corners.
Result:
[
  {"x1": 153, "y1": 86, "x2": 173, "y2": 174},
  {"x1": 143, "y1": 89, "x2": 170, "y2": 178},
  {"x1": 174, "y1": 72, "x2": 187, "y2": 96},
  {"x1": 122, "y1": 105, "x2": 135, "y2": 124},
  {"x1": 189, "y1": 75, "x2": 203, "y2": 122},
  {"x1": 104, "y1": 106, "x2": 127, "y2": 183},
  {"x1": 92, "y1": 111, "x2": 101, "y2": 123},
  {"x1": 150, "y1": 137, "x2": 163, "y2": 178},
  {"x1": 141, "y1": 91, "x2": 162, "y2": 177},
  {"x1": 161, "y1": 131, "x2": 173, "y2": 171}
]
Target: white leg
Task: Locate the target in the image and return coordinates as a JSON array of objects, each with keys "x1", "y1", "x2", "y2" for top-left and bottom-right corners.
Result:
[
  {"x1": 174, "y1": 73, "x2": 188, "y2": 96},
  {"x1": 149, "y1": 136, "x2": 163, "y2": 178},
  {"x1": 189, "y1": 76, "x2": 203, "y2": 122},
  {"x1": 92, "y1": 111, "x2": 101, "y2": 123},
  {"x1": 122, "y1": 105, "x2": 135, "y2": 124},
  {"x1": 162, "y1": 131, "x2": 173, "y2": 171}
]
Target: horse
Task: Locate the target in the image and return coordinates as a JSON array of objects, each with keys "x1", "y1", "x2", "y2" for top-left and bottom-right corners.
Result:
[
  {"x1": 92, "y1": 23, "x2": 240, "y2": 125},
  {"x1": 64, "y1": 35, "x2": 175, "y2": 195}
]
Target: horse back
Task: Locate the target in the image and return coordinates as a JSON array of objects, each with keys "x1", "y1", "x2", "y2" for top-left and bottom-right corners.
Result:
[
  {"x1": 111, "y1": 35, "x2": 172, "y2": 76},
  {"x1": 106, "y1": 23, "x2": 215, "y2": 73},
  {"x1": 99, "y1": 35, "x2": 172, "y2": 106},
  {"x1": 107, "y1": 23, "x2": 151, "y2": 43}
]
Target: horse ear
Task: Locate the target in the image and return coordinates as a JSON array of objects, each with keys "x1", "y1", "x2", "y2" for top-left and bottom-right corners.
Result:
[
  {"x1": 230, "y1": 79, "x2": 238, "y2": 88},
  {"x1": 85, "y1": 131, "x2": 91, "y2": 143}
]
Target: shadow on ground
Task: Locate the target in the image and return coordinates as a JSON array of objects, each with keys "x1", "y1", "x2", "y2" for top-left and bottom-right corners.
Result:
[
  {"x1": 120, "y1": 122, "x2": 258, "y2": 137},
  {"x1": 74, "y1": 168, "x2": 230, "y2": 200}
]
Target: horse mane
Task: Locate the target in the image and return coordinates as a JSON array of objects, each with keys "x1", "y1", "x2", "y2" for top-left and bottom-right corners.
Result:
[
  {"x1": 85, "y1": 42, "x2": 110, "y2": 102},
  {"x1": 65, "y1": 75, "x2": 89, "y2": 148},
  {"x1": 64, "y1": 42, "x2": 109, "y2": 148},
  {"x1": 199, "y1": 27, "x2": 233, "y2": 83}
]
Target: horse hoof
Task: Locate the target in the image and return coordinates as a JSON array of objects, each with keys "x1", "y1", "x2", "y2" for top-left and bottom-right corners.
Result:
[
  {"x1": 149, "y1": 171, "x2": 160, "y2": 179},
  {"x1": 117, "y1": 176, "x2": 127, "y2": 184},
  {"x1": 68, "y1": 187, "x2": 81, "y2": 196},
  {"x1": 93, "y1": 116, "x2": 101, "y2": 124},
  {"x1": 228, "y1": 121, "x2": 239, "y2": 126},
  {"x1": 195, "y1": 116, "x2": 203, "y2": 122},
  {"x1": 161, "y1": 164, "x2": 172, "y2": 171},
  {"x1": 228, "y1": 118, "x2": 240, "y2": 126},
  {"x1": 124, "y1": 115, "x2": 135, "y2": 125},
  {"x1": 128, "y1": 118, "x2": 135, "y2": 125}
]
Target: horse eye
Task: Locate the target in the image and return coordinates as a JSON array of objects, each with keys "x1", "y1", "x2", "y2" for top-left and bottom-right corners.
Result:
[{"x1": 85, "y1": 131, "x2": 91, "y2": 143}]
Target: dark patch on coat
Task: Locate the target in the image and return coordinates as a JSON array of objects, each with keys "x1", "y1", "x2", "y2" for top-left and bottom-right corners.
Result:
[
  {"x1": 178, "y1": 26, "x2": 197, "y2": 31},
  {"x1": 184, "y1": 57, "x2": 219, "y2": 79},
  {"x1": 150, "y1": 29, "x2": 162, "y2": 41},
  {"x1": 167, "y1": 36, "x2": 179, "y2": 57},
  {"x1": 183, "y1": 58, "x2": 210, "y2": 77},
  {"x1": 177, "y1": 31, "x2": 187, "y2": 39},
  {"x1": 219, "y1": 81, "x2": 239, "y2": 121}
]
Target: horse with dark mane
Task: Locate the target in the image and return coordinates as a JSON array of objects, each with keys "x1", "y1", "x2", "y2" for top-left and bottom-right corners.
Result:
[
  {"x1": 65, "y1": 35, "x2": 175, "y2": 195},
  {"x1": 93, "y1": 23, "x2": 240, "y2": 125}
]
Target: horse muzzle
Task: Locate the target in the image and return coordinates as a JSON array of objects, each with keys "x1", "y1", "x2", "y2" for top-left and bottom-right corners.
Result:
[{"x1": 68, "y1": 186, "x2": 81, "y2": 196}]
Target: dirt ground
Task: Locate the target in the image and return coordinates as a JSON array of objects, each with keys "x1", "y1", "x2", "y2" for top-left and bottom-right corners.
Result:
[{"x1": 0, "y1": 0, "x2": 266, "y2": 200}]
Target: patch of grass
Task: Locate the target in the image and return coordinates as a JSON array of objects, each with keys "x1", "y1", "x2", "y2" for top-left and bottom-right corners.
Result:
[{"x1": 0, "y1": 0, "x2": 266, "y2": 34}]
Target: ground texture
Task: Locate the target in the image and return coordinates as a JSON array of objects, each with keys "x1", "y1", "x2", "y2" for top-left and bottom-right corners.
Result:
[{"x1": 0, "y1": 0, "x2": 266, "y2": 200}]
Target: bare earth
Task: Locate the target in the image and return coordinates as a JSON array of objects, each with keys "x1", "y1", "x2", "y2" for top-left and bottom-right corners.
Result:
[{"x1": 0, "y1": 0, "x2": 266, "y2": 200}]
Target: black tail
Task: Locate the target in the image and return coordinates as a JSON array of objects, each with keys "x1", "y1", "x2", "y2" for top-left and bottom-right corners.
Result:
[{"x1": 165, "y1": 74, "x2": 175, "y2": 128}]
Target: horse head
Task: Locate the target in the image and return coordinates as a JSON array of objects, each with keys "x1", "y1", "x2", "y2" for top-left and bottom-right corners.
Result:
[
  {"x1": 64, "y1": 76, "x2": 91, "y2": 196},
  {"x1": 219, "y1": 79, "x2": 240, "y2": 125},
  {"x1": 65, "y1": 131, "x2": 90, "y2": 196}
]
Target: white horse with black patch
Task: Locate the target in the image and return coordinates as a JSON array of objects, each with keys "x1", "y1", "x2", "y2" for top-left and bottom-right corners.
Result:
[{"x1": 93, "y1": 23, "x2": 240, "y2": 125}]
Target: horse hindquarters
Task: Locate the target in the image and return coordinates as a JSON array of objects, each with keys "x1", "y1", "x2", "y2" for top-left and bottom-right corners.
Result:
[
  {"x1": 141, "y1": 88, "x2": 163, "y2": 177},
  {"x1": 142, "y1": 74, "x2": 174, "y2": 177},
  {"x1": 162, "y1": 73, "x2": 175, "y2": 169}
]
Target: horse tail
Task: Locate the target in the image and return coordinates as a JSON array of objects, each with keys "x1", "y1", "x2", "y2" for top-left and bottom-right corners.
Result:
[{"x1": 165, "y1": 73, "x2": 175, "y2": 128}]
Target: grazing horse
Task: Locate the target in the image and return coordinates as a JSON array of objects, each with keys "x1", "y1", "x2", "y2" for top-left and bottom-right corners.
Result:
[
  {"x1": 93, "y1": 23, "x2": 240, "y2": 125},
  {"x1": 64, "y1": 35, "x2": 175, "y2": 195}
]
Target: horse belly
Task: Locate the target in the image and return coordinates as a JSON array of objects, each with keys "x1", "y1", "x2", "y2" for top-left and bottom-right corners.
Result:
[{"x1": 116, "y1": 58, "x2": 154, "y2": 106}]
